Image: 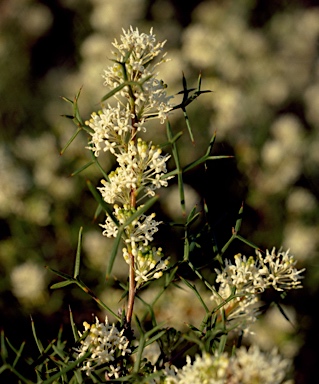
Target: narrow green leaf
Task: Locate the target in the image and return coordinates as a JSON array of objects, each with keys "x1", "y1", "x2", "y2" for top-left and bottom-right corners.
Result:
[
  {"x1": 136, "y1": 295, "x2": 156, "y2": 325},
  {"x1": 182, "y1": 107, "x2": 195, "y2": 143},
  {"x1": 206, "y1": 131, "x2": 217, "y2": 155},
  {"x1": 219, "y1": 234, "x2": 236, "y2": 257},
  {"x1": 186, "y1": 207, "x2": 200, "y2": 227},
  {"x1": 235, "y1": 234, "x2": 260, "y2": 251},
  {"x1": 180, "y1": 277, "x2": 209, "y2": 312},
  {"x1": 183, "y1": 155, "x2": 233, "y2": 173},
  {"x1": 60, "y1": 127, "x2": 82, "y2": 155},
  {"x1": 31, "y1": 316, "x2": 43, "y2": 353},
  {"x1": 121, "y1": 195, "x2": 159, "y2": 228},
  {"x1": 234, "y1": 203, "x2": 244, "y2": 233},
  {"x1": 133, "y1": 333, "x2": 145, "y2": 373},
  {"x1": 106, "y1": 226, "x2": 124, "y2": 278},
  {"x1": 50, "y1": 280, "x2": 75, "y2": 289},
  {"x1": 41, "y1": 351, "x2": 91, "y2": 384},
  {"x1": 60, "y1": 114, "x2": 74, "y2": 120},
  {"x1": 134, "y1": 315, "x2": 143, "y2": 336},
  {"x1": 74, "y1": 226, "x2": 83, "y2": 278},
  {"x1": 12, "y1": 341, "x2": 26, "y2": 368},
  {"x1": 275, "y1": 301, "x2": 295, "y2": 328},
  {"x1": 69, "y1": 160, "x2": 95, "y2": 177},
  {"x1": 144, "y1": 329, "x2": 167, "y2": 348},
  {"x1": 218, "y1": 334, "x2": 228, "y2": 354},
  {"x1": 197, "y1": 72, "x2": 202, "y2": 92},
  {"x1": 74, "y1": 278, "x2": 120, "y2": 320},
  {"x1": 206, "y1": 155, "x2": 234, "y2": 161},
  {"x1": 159, "y1": 131, "x2": 183, "y2": 149},
  {"x1": 133, "y1": 322, "x2": 167, "y2": 373},
  {"x1": 73, "y1": 87, "x2": 84, "y2": 126},
  {"x1": 186, "y1": 258, "x2": 215, "y2": 293},
  {"x1": 162, "y1": 168, "x2": 179, "y2": 179},
  {"x1": 60, "y1": 96, "x2": 73, "y2": 104},
  {"x1": 101, "y1": 83, "x2": 127, "y2": 102},
  {"x1": 183, "y1": 232, "x2": 190, "y2": 261},
  {"x1": 90, "y1": 150, "x2": 110, "y2": 181},
  {"x1": 46, "y1": 266, "x2": 74, "y2": 281},
  {"x1": 166, "y1": 120, "x2": 185, "y2": 215},
  {"x1": 69, "y1": 306, "x2": 78, "y2": 342},
  {"x1": 93, "y1": 203, "x2": 103, "y2": 222},
  {"x1": 1, "y1": 330, "x2": 8, "y2": 361}
]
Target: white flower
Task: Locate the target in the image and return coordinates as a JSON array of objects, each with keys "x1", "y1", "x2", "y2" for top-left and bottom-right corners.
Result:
[
  {"x1": 215, "y1": 249, "x2": 304, "y2": 294},
  {"x1": 210, "y1": 283, "x2": 260, "y2": 335},
  {"x1": 124, "y1": 245, "x2": 169, "y2": 288},
  {"x1": 100, "y1": 205, "x2": 169, "y2": 287},
  {"x1": 97, "y1": 139, "x2": 173, "y2": 205},
  {"x1": 211, "y1": 249, "x2": 305, "y2": 333},
  {"x1": 229, "y1": 345, "x2": 291, "y2": 384},
  {"x1": 215, "y1": 253, "x2": 267, "y2": 294},
  {"x1": 256, "y1": 247, "x2": 305, "y2": 291},
  {"x1": 86, "y1": 103, "x2": 136, "y2": 157},
  {"x1": 160, "y1": 352, "x2": 229, "y2": 384},
  {"x1": 100, "y1": 205, "x2": 162, "y2": 244},
  {"x1": 159, "y1": 346, "x2": 291, "y2": 384},
  {"x1": 111, "y1": 26, "x2": 166, "y2": 67},
  {"x1": 75, "y1": 315, "x2": 131, "y2": 376},
  {"x1": 102, "y1": 26, "x2": 173, "y2": 123}
]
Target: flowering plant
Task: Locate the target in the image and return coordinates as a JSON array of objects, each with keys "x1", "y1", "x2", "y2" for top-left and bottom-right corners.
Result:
[{"x1": 1, "y1": 26, "x2": 305, "y2": 384}]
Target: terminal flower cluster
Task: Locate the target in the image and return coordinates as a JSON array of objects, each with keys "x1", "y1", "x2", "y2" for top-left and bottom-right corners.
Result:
[
  {"x1": 158, "y1": 345, "x2": 291, "y2": 384},
  {"x1": 84, "y1": 27, "x2": 173, "y2": 288},
  {"x1": 75, "y1": 316, "x2": 131, "y2": 377},
  {"x1": 211, "y1": 248, "x2": 305, "y2": 333},
  {"x1": 103, "y1": 26, "x2": 173, "y2": 122}
]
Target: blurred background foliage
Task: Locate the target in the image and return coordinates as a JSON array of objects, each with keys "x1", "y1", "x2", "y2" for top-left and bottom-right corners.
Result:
[{"x1": 1, "y1": 0, "x2": 319, "y2": 382}]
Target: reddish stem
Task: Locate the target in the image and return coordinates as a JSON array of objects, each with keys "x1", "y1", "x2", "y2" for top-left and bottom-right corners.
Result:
[{"x1": 126, "y1": 251, "x2": 135, "y2": 323}]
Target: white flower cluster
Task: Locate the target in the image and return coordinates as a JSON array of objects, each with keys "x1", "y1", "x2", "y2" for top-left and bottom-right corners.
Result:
[
  {"x1": 103, "y1": 26, "x2": 173, "y2": 122},
  {"x1": 97, "y1": 138, "x2": 172, "y2": 205},
  {"x1": 158, "y1": 345, "x2": 291, "y2": 384},
  {"x1": 85, "y1": 27, "x2": 174, "y2": 287},
  {"x1": 75, "y1": 316, "x2": 131, "y2": 378},
  {"x1": 211, "y1": 248, "x2": 305, "y2": 333},
  {"x1": 86, "y1": 27, "x2": 173, "y2": 155},
  {"x1": 123, "y1": 244, "x2": 169, "y2": 288},
  {"x1": 86, "y1": 104, "x2": 135, "y2": 157},
  {"x1": 100, "y1": 204, "x2": 169, "y2": 287}
]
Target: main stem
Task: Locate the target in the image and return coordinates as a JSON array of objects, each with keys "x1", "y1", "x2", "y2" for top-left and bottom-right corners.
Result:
[
  {"x1": 126, "y1": 249, "x2": 135, "y2": 323},
  {"x1": 126, "y1": 187, "x2": 136, "y2": 324},
  {"x1": 126, "y1": 94, "x2": 138, "y2": 324}
]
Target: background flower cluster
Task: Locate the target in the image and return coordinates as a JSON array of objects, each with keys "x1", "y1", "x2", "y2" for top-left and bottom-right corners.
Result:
[{"x1": 1, "y1": 0, "x2": 318, "y2": 382}]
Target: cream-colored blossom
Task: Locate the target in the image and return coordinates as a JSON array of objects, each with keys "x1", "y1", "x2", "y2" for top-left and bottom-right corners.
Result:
[
  {"x1": 102, "y1": 26, "x2": 173, "y2": 123},
  {"x1": 175, "y1": 352, "x2": 229, "y2": 384},
  {"x1": 211, "y1": 249, "x2": 305, "y2": 333},
  {"x1": 229, "y1": 345, "x2": 291, "y2": 384},
  {"x1": 100, "y1": 204, "x2": 168, "y2": 287},
  {"x1": 75, "y1": 315, "x2": 131, "y2": 377},
  {"x1": 158, "y1": 346, "x2": 292, "y2": 384},
  {"x1": 256, "y1": 248, "x2": 305, "y2": 291},
  {"x1": 86, "y1": 103, "x2": 136, "y2": 156},
  {"x1": 97, "y1": 139, "x2": 172, "y2": 205}
]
